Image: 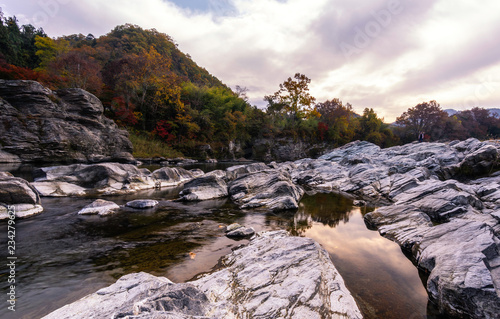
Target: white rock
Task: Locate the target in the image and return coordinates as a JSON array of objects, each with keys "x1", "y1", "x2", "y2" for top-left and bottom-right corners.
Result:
[{"x1": 77, "y1": 199, "x2": 120, "y2": 216}]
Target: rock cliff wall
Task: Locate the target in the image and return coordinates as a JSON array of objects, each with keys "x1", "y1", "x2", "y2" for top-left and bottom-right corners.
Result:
[{"x1": 0, "y1": 80, "x2": 133, "y2": 163}]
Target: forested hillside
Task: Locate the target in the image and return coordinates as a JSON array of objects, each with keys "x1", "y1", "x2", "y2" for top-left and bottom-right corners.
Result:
[{"x1": 2, "y1": 12, "x2": 500, "y2": 159}]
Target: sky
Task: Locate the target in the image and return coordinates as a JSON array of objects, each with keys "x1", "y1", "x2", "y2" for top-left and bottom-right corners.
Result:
[{"x1": 2, "y1": 0, "x2": 500, "y2": 122}]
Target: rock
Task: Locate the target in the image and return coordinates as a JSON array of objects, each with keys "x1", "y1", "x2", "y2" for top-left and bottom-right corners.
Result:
[
  {"x1": 78, "y1": 199, "x2": 120, "y2": 216},
  {"x1": 125, "y1": 199, "x2": 159, "y2": 209},
  {"x1": 0, "y1": 150, "x2": 21, "y2": 163},
  {"x1": 0, "y1": 171, "x2": 43, "y2": 219},
  {"x1": 225, "y1": 223, "x2": 243, "y2": 232},
  {"x1": 353, "y1": 200, "x2": 366, "y2": 206},
  {"x1": 151, "y1": 167, "x2": 202, "y2": 188},
  {"x1": 226, "y1": 162, "x2": 270, "y2": 180},
  {"x1": 179, "y1": 175, "x2": 228, "y2": 201},
  {"x1": 32, "y1": 163, "x2": 155, "y2": 196},
  {"x1": 226, "y1": 226, "x2": 255, "y2": 238},
  {"x1": 320, "y1": 140, "x2": 381, "y2": 162},
  {"x1": 456, "y1": 145, "x2": 499, "y2": 177},
  {"x1": 228, "y1": 170, "x2": 304, "y2": 211},
  {"x1": 42, "y1": 231, "x2": 362, "y2": 319},
  {"x1": 0, "y1": 80, "x2": 133, "y2": 163},
  {"x1": 365, "y1": 206, "x2": 500, "y2": 319},
  {"x1": 286, "y1": 139, "x2": 500, "y2": 318},
  {"x1": 162, "y1": 157, "x2": 198, "y2": 166}
]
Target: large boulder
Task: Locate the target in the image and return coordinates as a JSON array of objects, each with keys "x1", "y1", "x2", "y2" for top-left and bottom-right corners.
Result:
[
  {"x1": 228, "y1": 170, "x2": 304, "y2": 211},
  {"x1": 0, "y1": 171, "x2": 43, "y2": 219},
  {"x1": 179, "y1": 175, "x2": 228, "y2": 201},
  {"x1": 42, "y1": 231, "x2": 362, "y2": 319},
  {"x1": 0, "y1": 80, "x2": 133, "y2": 163},
  {"x1": 151, "y1": 166, "x2": 204, "y2": 188}
]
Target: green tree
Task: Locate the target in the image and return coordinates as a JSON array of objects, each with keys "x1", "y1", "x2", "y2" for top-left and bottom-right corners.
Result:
[{"x1": 265, "y1": 73, "x2": 318, "y2": 120}]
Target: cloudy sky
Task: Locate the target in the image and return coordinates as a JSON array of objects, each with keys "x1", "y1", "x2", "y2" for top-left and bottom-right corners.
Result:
[{"x1": 3, "y1": 0, "x2": 500, "y2": 122}]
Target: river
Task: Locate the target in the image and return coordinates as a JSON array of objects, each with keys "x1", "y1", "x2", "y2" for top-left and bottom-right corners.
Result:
[{"x1": 0, "y1": 164, "x2": 437, "y2": 318}]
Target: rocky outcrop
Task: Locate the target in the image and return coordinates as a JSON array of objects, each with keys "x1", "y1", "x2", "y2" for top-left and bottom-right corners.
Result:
[
  {"x1": 179, "y1": 175, "x2": 228, "y2": 201},
  {"x1": 273, "y1": 138, "x2": 500, "y2": 318},
  {"x1": 0, "y1": 80, "x2": 133, "y2": 163},
  {"x1": 31, "y1": 163, "x2": 154, "y2": 196},
  {"x1": 0, "y1": 171, "x2": 43, "y2": 219},
  {"x1": 228, "y1": 170, "x2": 304, "y2": 211},
  {"x1": 77, "y1": 199, "x2": 120, "y2": 216},
  {"x1": 30, "y1": 163, "x2": 206, "y2": 196},
  {"x1": 42, "y1": 231, "x2": 362, "y2": 319}
]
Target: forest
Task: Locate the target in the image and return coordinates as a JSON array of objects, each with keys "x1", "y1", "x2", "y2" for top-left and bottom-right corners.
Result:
[{"x1": 2, "y1": 13, "x2": 500, "y2": 158}]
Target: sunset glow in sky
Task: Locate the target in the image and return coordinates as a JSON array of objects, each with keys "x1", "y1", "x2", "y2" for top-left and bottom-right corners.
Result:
[{"x1": 3, "y1": 0, "x2": 500, "y2": 122}]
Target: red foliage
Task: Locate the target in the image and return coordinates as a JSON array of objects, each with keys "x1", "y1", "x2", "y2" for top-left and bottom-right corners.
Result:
[
  {"x1": 318, "y1": 122, "x2": 328, "y2": 141},
  {"x1": 112, "y1": 96, "x2": 140, "y2": 126},
  {"x1": 0, "y1": 58, "x2": 63, "y2": 89},
  {"x1": 153, "y1": 120, "x2": 176, "y2": 144}
]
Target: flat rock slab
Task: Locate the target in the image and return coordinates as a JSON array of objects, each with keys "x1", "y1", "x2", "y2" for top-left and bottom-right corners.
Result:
[
  {"x1": 77, "y1": 199, "x2": 120, "y2": 216},
  {"x1": 42, "y1": 231, "x2": 362, "y2": 319}
]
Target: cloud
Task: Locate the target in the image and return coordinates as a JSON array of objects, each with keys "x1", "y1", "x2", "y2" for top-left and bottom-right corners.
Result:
[{"x1": 4, "y1": 0, "x2": 500, "y2": 121}]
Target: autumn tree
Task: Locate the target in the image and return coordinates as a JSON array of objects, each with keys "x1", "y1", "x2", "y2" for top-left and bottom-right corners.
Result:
[
  {"x1": 47, "y1": 47, "x2": 103, "y2": 94},
  {"x1": 395, "y1": 100, "x2": 448, "y2": 142},
  {"x1": 265, "y1": 73, "x2": 318, "y2": 120},
  {"x1": 316, "y1": 98, "x2": 356, "y2": 145}
]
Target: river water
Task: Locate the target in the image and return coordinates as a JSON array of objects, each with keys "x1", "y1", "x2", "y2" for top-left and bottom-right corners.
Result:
[{"x1": 0, "y1": 164, "x2": 434, "y2": 319}]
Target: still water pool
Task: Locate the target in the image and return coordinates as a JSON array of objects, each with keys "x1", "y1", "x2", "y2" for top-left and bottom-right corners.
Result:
[{"x1": 1, "y1": 178, "x2": 433, "y2": 318}]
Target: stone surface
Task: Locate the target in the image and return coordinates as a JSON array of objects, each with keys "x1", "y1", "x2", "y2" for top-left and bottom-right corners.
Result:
[
  {"x1": 0, "y1": 80, "x2": 133, "y2": 163},
  {"x1": 225, "y1": 162, "x2": 270, "y2": 181},
  {"x1": 228, "y1": 170, "x2": 304, "y2": 211},
  {"x1": 77, "y1": 199, "x2": 120, "y2": 216},
  {"x1": 42, "y1": 231, "x2": 362, "y2": 319},
  {"x1": 151, "y1": 167, "x2": 203, "y2": 188},
  {"x1": 179, "y1": 175, "x2": 228, "y2": 201},
  {"x1": 274, "y1": 139, "x2": 500, "y2": 318},
  {"x1": 0, "y1": 171, "x2": 43, "y2": 219},
  {"x1": 31, "y1": 163, "x2": 155, "y2": 196},
  {"x1": 125, "y1": 199, "x2": 159, "y2": 209},
  {"x1": 226, "y1": 226, "x2": 255, "y2": 238}
]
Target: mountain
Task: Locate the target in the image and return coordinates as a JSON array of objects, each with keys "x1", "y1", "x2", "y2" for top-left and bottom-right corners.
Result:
[{"x1": 445, "y1": 108, "x2": 500, "y2": 117}]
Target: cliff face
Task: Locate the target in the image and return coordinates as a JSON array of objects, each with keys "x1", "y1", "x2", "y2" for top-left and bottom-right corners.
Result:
[{"x1": 0, "y1": 80, "x2": 133, "y2": 163}]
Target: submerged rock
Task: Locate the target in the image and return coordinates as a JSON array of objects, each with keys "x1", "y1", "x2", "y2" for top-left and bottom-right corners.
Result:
[
  {"x1": 42, "y1": 231, "x2": 362, "y2": 319},
  {"x1": 77, "y1": 199, "x2": 120, "y2": 216},
  {"x1": 125, "y1": 199, "x2": 159, "y2": 209},
  {"x1": 0, "y1": 171, "x2": 43, "y2": 219}
]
